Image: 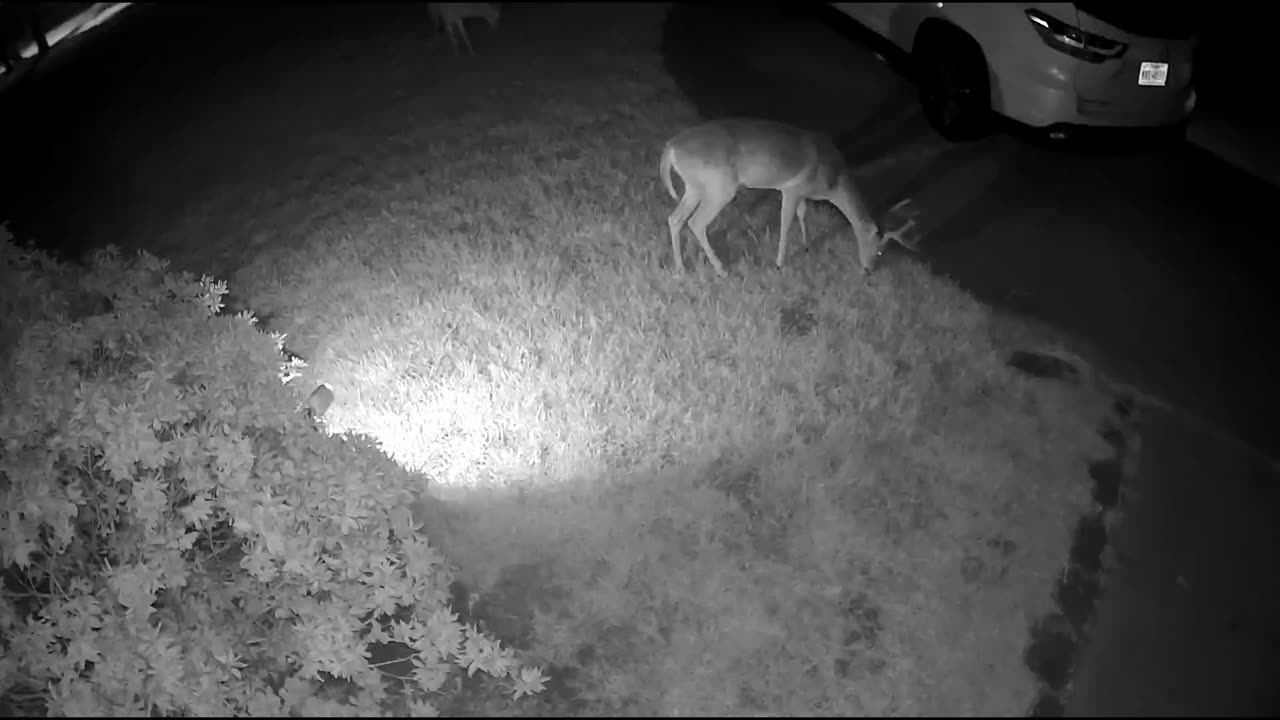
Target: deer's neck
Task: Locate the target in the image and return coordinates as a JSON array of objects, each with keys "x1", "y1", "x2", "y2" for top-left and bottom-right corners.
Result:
[{"x1": 832, "y1": 177, "x2": 879, "y2": 240}]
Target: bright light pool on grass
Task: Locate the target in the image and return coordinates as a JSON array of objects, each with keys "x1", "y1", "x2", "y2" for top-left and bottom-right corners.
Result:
[
  {"x1": 329, "y1": 384, "x2": 525, "y2": 490},
  {"x1": 307, "y1": 337, "x2": 580, "y2": 491}
]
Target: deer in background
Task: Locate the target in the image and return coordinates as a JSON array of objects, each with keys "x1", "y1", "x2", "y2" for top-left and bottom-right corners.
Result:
[
  {"x1": 660, "y1": 118, "x2": 921, "y2": 277},
  {"x1": 427, "y1": 2, "x2": 500, "y2": 56}
]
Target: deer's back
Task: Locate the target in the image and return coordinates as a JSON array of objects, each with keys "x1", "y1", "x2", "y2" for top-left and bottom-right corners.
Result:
[{"x1": 668, "y1": 118, "x2": 846, "y2": 193}]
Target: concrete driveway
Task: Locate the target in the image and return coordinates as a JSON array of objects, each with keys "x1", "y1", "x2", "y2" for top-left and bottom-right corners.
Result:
[{"x1": 660, "y1": 4, "x2": 1280, "y2": 714}]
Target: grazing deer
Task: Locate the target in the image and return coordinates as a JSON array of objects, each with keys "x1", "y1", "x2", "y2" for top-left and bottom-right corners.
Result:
[
  {"x1": 660, "y1": 118, "x2": 920, "y2": 277},
  {"x1": 427, "y1": 2, "x2": 500, "y2": 56}
]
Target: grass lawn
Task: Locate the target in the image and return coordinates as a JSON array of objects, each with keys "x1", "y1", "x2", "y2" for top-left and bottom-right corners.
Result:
[{"x1": 67, "y1": 3, "x2": 1113, "y2": 715}]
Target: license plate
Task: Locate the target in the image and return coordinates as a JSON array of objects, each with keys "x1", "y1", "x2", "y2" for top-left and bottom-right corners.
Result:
[{"x1": 1138, "y1": 61, "x2": 1168, "y2": 87}]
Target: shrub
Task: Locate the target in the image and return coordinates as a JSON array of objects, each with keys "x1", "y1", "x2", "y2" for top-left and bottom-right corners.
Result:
[{"x1": 0, "y1": 232, "x2": 545, "y2": 716}]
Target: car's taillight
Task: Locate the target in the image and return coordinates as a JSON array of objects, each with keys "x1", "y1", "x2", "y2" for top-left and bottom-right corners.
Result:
[{"x1": 1025, "y1": 8, "x2": 1127, "y2": 63}]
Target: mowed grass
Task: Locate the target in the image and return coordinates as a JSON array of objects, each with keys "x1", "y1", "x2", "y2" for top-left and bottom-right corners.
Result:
[{"x1": 93, "y1": 3, "x2": 1113, "y2": 715}]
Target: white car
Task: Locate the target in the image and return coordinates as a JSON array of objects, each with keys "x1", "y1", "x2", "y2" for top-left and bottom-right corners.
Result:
[{"x1": 828, "y1": 3, "x2": 1199, "y2": 141}]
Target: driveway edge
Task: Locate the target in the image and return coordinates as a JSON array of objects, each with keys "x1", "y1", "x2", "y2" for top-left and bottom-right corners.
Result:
[{"x1": 1006, "y1": 351, "x2": 1145, "y2": 717}]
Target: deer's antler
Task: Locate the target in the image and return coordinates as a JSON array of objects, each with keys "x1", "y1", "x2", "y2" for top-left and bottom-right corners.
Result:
[
  {"x1": 888, "y1": 197, "x2": 919, "y2": 217},
  {"x1": 882, "y1": 198, "x2": 922, "y2": 251},
  {"x1": 882, "y1": 218, "x2": 920, "y2": 251}
]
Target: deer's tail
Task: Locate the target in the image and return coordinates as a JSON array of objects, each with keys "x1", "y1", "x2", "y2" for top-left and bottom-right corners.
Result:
[{"x1": 659, "y1": 145, "x2": 679, "y2": 201}]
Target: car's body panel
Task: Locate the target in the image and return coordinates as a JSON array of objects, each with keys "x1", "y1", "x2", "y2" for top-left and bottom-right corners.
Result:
[{"x1": 827, "y1": 2, "x2": 1198, "y2": 130}]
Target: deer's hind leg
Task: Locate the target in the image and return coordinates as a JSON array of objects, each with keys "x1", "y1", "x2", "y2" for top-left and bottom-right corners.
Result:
[
  {"x1": 683, "y1": 178, "x2": 735, "y2": 278},
  {"x1": 668, "y1": 181, "x2": 702, "y2": 275}
]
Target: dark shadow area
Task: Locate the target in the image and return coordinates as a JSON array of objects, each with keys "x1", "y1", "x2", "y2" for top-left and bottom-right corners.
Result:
[
  {"x1": 659, "y1": 3, "x2": 799, "y2": 124},
  {"x1": 0, "y1": 3, "x2": 356, "y2": 263},
  {"x1": 660, "y1": 1, "x2": 922, "y2": 167},
  {"x1": 1194, "y1": 16, "x2": 1269, "y2": 124}
]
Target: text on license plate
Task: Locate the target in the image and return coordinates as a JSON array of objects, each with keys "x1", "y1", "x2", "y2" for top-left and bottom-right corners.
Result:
[{"x1": 1138, "y1": 62, "x2": 1168, "y2": 87}]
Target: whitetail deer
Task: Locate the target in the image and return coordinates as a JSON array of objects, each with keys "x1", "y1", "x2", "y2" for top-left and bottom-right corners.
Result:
[
  {"x1": 427, "y1": 2, "x2": 500, "y2": 56},
  {"x1": 660, "y1": 118, "x2": 920, "y2": 277}
]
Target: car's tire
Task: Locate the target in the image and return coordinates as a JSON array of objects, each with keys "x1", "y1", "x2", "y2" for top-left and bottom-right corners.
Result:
[{"x1": 913, "y1": 27, "x2": 991, "y2": 142}]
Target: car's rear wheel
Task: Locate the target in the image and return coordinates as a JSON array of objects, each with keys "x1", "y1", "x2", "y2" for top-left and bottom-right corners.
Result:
[{"x1": 914, "y1": 28, "x2": 991, "y2": 142}]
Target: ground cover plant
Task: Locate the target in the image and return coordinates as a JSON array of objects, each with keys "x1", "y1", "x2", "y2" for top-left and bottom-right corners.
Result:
[
  {"x1": 3, "y1": 3, "x2": 1113, "y2": 716},
  {"x1": 0, "y1": 236, "x2": 550, "y2": 716}
]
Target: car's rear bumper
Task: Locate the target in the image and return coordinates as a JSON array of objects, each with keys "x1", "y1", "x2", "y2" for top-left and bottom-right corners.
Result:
[
  {"x1": 987, "y1": 52, "x2": 1193, "y2": 147},
  {"x1": 990, "y1": 56, "x2": 1197, "y2": 131},
  {"x1": 1043, "y1": 118, "x2": 1189, "y2": 144},
  {"x1": 995, "y1": 113, "x2": 1191, "y2": 151}
]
